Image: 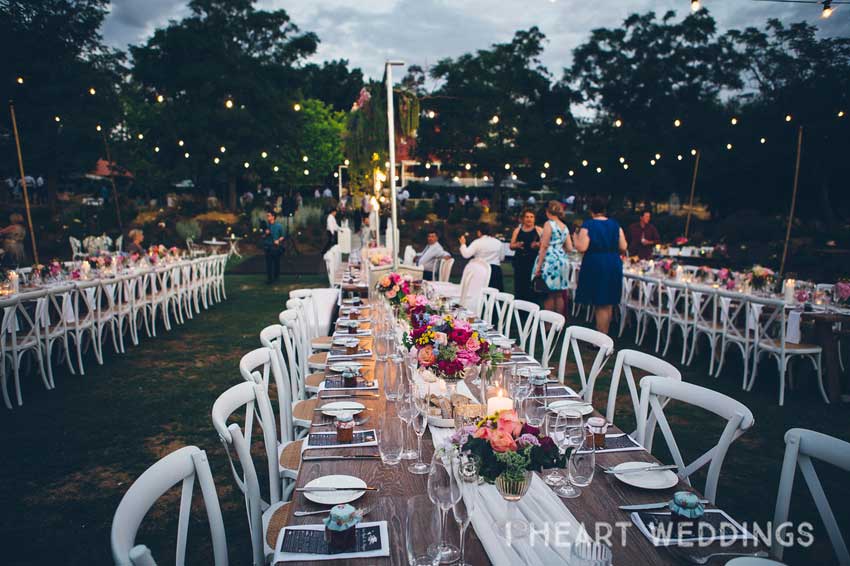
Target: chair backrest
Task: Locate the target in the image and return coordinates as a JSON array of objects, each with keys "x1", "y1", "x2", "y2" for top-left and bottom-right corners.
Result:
[
  {"x1": 716, "y1": 289, "x2": 752, "y2": 344},
  {"x1": 556, "y1": 326, "x2": 614, "y2": 401},
  {"x1": 438, "y1": 257, "x2": 454, "y2": 282},
  {"x1": 532, "y1": 309, "x2": 565, "y2": 369},
  {"x1": 493, "y1": 292, "x2": 515, "y2": 336},
  {"x1": 309, "y1": 288, "x2": 340, "y2": 337},
  {"x1": 606, "y1": 349, "x2": 681, "y2": 432},
  {"x1": 403, "y1": 245, "x2": 416, "y2": 265},
  {"x1": 239, "y1": 345, "x2": 293, "y2": 443},
  {"x1": 689, "y1": 284, "x2": 718, "y2": 331},
  {"x1": 636, "y1": 376, "x2": 754, "y2": 504},
  {"x1": 212, "y1": 381, "x2": 280, "y2": 566},
  {"x1": 749, "y1": 295, "x2": 789, "y2": 352},
  {"x1": 115, "y1": 235, "x2": 123, "y2": 252},
  {"x1": 479, "y1": 287, "x2": 498, "y2": 324},
  {"x1": 69, "y1": 236, "x2": 82, "y2": 257},
  {"x1": 663, "y1": 279, "x2": 689, "y2": 323},
  {"x1": 507, "y1": 299, "x2": 540, "y2": 353},
  {"x1": 110, "y1": 446, "x2": 227, "y2": 566},
  {"x1": 277, "y1": 310, "x2": 309, "y2": 401},
  {"x1": 772, "y1": 428, "x2": 850, "y2": 564},
  {"x1": 458, "y1": 260, "x2": 491, "y2": 313}
]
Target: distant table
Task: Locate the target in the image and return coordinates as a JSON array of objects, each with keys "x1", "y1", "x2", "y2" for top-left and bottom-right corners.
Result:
[{"x1": 802, "y1": 311, "x2": 850, "y2": 402}]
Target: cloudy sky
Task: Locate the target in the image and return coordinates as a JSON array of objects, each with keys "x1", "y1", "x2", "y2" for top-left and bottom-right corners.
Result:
[{"x1": 102, "y1": 0, "x2": 849, "y2": 80}]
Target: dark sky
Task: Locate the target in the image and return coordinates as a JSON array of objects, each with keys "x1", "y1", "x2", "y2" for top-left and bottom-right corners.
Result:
[{"x1": 102, "y1": 0, "x2": 849, "y2": 80}]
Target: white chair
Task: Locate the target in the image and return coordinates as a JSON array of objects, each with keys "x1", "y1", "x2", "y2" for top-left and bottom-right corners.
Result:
[
  {"x1": 69, "y1": 236, "x2": 86, "y2": 260},
  {"x1": 531, "y1": 309, "x2": 565, "y2": 369},
  {"x1": 67, "y1": 280, "x2": 102, "y2": 374},
  {"x1": 636, "y1": 376, "x2": 754, "y2": 504},
  {"x1": 1, "y1": 291, "x2": 49, "y2": 408},
  {"x1": 116, "y1": 274, "x2": 140, "y2": 347},
  {"x1": 555, "y1": 326, "x2": 614, "y2": 402},
  {"x1": 661, "y1": 279, "x2": 690, "y2": 364},
  {"x1": 214, "y1": 254, "x2": 228, "y2": 302},
  {"x1": 36, "y1": 284, "x2": 77, "y2": 389},
  {"x1": 749, "y1": 295, "x2": 827, "y2": 406},
  {"x1": 713, "y1": 290, "x2": 754, "y2": 387},
  {"x1": 213, "y1": 381, "x2": 292, "y2": 565},
  {"x1": 636, "y1": 277, "x2": 665, "y2": 352},
  {"x1": 145, "y1": 267, "x2": 172, "y2": 337},
  {"x1": 286, "y1": 299, "x2": 327, "y2": 372},
  {"x1": 478, "y1": 287, "x2": 498, "y2": 325},
  {"x1": 618, "y1": 273, "x2": 644, "y2": 340},
  {"x1": 438, "y1": 257, "x2": 454, "y2": 282},
  {"x1": 403, "y1": 245, "x2": 416, "y2": 265},
  {"x1": 266, "y1": 318, "x2": 316, "y2": 432},
  {"x1": 493, "y1": 292, "x2": 515, "y2": 336},
  {"x1": 110, "y1": 446, "x2": 228, "y2": 566},
  {"x1": 507, "y1": 299, "x2": 540, "y2": 354},
  {"x1": 687, "y1": 284, "x2": 722, "y2": 375},
  {"x1": 772, "y1": 428, "x2": 850, "y2": 565},
  {"x1": 458, "y1": 260, "x2": 491, "y2": 313},
  {"x1": 114, "y1": 235, "x2": 123, "y2": 252},
  {"x1": 95, "y1": 279, "x2": 122, "y2": 357},
  {"x1": 606, "y1": 349, "x2": 682, "y2": 436}
]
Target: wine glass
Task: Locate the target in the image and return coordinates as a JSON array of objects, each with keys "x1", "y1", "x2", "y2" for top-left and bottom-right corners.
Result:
[
  {"x1": 406, "y1": 495, "x2": 441, "y2": 566},
  {"x1": 569, "y1": 431, "x2": 596, "y2": 489},
  {"x1": 427, "y1": 450, "x2": 462, "y2": 564},
  {"x1": 543, "y1": 412, "x2": 567, "y2": 487},
  {"x1": 377, "y1": 412, "x2": 402, "y2": 465},
  {"x1": 452, "y1": 454, "x2": 479, "y2": 566},
  {"x1": 408, "y1": 403, "x2": 430, "y2": 474},
  {"x1": 555, "y1": 410, "x2": 583, "y2": 498},
  {"x1": 397, "y1": 393, "x2": 419, "y2": 460}
]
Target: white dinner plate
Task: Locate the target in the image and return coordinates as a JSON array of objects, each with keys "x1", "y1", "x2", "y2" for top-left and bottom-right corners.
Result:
[
  {"x1": 726, "y1": 559, "x2": 786, "y2": 566},
  {"x1": 548, "y1": 399, "x2": 594, "y2": 416},
  {"x1": 302, "y1": 475, "x2": 367, "y2": 505},
  {"x1": 428, "y1": 415, "x2": 455, "y2": 428},
  {"x1": 321, "y1": 401, "x2": 365, "y2": 417},
  {"x1": 611, "y1": 461, "x2": 679, "y2": 490},
  {"x1": 328, "y1": 362, "x2": 363, "y2": 373}
]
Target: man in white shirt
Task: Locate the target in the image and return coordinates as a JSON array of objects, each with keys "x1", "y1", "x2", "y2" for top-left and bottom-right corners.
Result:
[
  {"x1": 415, "y1": 230, "x2": 448, "y2": 280},
  {"x1": 322, "y1": 187, "x2": 333, "y2": 199},
  {"x1": 321, "y1": 208, "x2": 339, "y2": 254},
  {"x1": 459, "y1": 224, "x2": 505, "y2": 290}
]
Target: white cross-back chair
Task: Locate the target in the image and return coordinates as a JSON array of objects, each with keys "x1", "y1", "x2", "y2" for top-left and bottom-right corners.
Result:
[
  {"x1": 68, "y1": 280, "x2": 102, "y2": 373},
  {"x1": 285, "y1": 299, "x2": 327, "y2": 372},
  {"x1": 637, "y1": 277, "x2": 665, "y2": 351},
  {"x1": 110, "y1": 446, "x2": 228, "y2": 566},
  {"x1": 36, "y1": 284, "x2": 76, "y2": 389},
  {"x1": 532, "y1": 309, "x2": 565, "y2": 369},
  {"x1": 69, "y1": 236, "x2": 86, "y2": 260},
  {"x1": 402, "y1": 245, "x2": 416, "y2": 265},
  {"x1": 636, "y1": 376, "x2": 754, "y2": 504},
  {"x1": 606, "y1": 349, "x2": 681, "y2": 435},
  {"x1": 749, "y1": 295, "x2": 827, "y2": 406},
  {"x1": 507, "y1": 300, "x2": 540, "y2": 354},
  {"x1": 772, "y1": 428, "x2": 850, "y2": 565},
  {"x1": 687, "y1": 284, "x2": 721, "y2": 375},
  {"x1": 458, "y1": 260, "x2": 491, "y2": 313},
  {"x1": 713, "y1": 290, "x2": 754, "y2": 385},
  {"x1": 213, "y1": 381, "x2": 293, "y2": 565},
  {"x1": 555, "y1": 325, "x2": 614, "y2": 402},
  {"x1": 1, "y1": 290, "x2": 49, "y2": 408},
  {"x1": 661, "y1": 279, "x2": 690, "y2": 363},
  {"x1": 479, "y1": 287, "x2": 498, "y2": 325},
  {"x1": 96, "y1": 279, "x2": 123, "y2": 357},
  {"x1": 267, "y1": 317, "x2": 315, "y2": 431},
  {"x1": 493, "y1": 292, "x2": 514, "y2": 336}
]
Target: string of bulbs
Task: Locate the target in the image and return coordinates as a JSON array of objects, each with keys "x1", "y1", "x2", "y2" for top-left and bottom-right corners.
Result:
[{"x1": 694, "y1": 0, "x2": 846, "y2": 19}]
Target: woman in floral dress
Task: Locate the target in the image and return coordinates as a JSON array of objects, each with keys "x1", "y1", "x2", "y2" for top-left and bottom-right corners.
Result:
[{"x1": 533, "y1": 201, "x2": 573, "y2": 315}]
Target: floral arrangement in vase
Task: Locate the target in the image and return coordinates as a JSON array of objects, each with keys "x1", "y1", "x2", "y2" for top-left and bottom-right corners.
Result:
[
  {"x1": 375, "y1": 272, "x2": 410, "y2": 306},
  {"x1": 657, "y1": 259, "x2": 678, "y2": 278},
  {"x1": 368, "y1": 252, "x2": 393, "y2": 266},
  {"x1": 835, "y1": 280, "x2": 850, "y2": 305},
  {"x1": 747, "y1": 265, "x2": 775, "y2": 291},
  {"x1": 450, "y1": 409, "x2": 564, "y2": 483},
  {"x1": 409, "y1": 314, "x2": 494, "y2": 381},
  {"x1": 694, "y1": 266, "x2": 714, "y2": 281},
  {"x1": 716, "y1": 268, "x2": 737, "y2": 290}
]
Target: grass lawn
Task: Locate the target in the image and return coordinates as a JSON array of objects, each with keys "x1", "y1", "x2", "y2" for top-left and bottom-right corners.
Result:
[{"x1": 1, "y1": 272, "x2": 848, "y2": 565}]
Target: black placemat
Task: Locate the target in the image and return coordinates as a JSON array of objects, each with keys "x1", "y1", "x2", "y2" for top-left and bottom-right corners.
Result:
[
  {"x1": 528, "y1": 386, "x2": 575, "y2": 399},
  {"x1": 324, "y1": 375, "x2": 372, "y2": 388},
  {"x1": 636, "y1": 510, "x2": 748, "y2": 543},
  {"x1": 598, "y1": 434, "x2": 642, "y2": 451},
  {"x1": 281, "y1": 525, "x2": 383, "y2": 555},
  {"x1": 308, "y1": 430, "x2": 376, "y2": 446}
]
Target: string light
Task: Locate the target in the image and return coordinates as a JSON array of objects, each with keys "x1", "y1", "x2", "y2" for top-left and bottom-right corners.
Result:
[
  {"x1": 425, "y1": 163, "x2": 431, "y2": 169},
  {"x1": 838, "y1": 111, "x2": 845, "y2": 118},
  {"x1": 581, "y1": 159, "x2": 588, "y2": 167},
  {"x1": 95, "y1": 124, "x2": 102, "y2": 132},
  {"x1": 54, "y1": 115, "x2": 61, "y2": 123},
  {"x1": 555, "y1": 116, "x2": 564, "y2": 126},
  {"x1": 677, "y1": 154, "x2": 683, "y2": 161},
  {"x1": 273, "y1": 165, "x2": 279, "y2": 172},
  {"x1": 822, "y1": 1, "x2": 833, "y2": 18},
  {"x1": 244, "y1": 162, "x2": 250, "y2": 169},
  {"x1": 293, "y1": 103, "x2": 301, "y2": 111},
  {"x1": 344, "y1": 159, "x2": 350, "y2": 166},
  {"x1": 510, "y1": 173, "x2": 517, "y2": 180},
  {"x1": 596, "y1": 167, "x2": 602, "y2": 173},
  {"x1": 426, "y1": 110, "x2": 436, "y2": 119},
  {"x1": 303, "y1": 156, "x2": 309, "y2": 163},
  {"x1": 154, "y1": 146, "x2": 160, "y2": 153},
  {"x1": 731, "y1": 117, "x2": 738, "y2": 125},
  {"x1": 483, "y1": 175, "x2": 489, "y2": 181},
  {"x1": 504, "y1": 163, "x2": 511, "y2": 170},
  {"x1": 655, "y1": 153, "x2": 661, "y2": 160},
  {"x1": 490, "y1": 115, "x2": 500, "y2": 124},
  {"x1": 156, "y1": 94, "x2": 165, "y2": 103},
  {"x1": 225, "y1": 98, "x2": 234, "y2": 109},
  {"x1": 544, "y1": 162, "x2": 550, "y2": 169},
  {"x1": 424, "y1": 176, "x2": 430, "y2": 181},
  {"x1": 674, "y1": 119, "x2": 682, "y2": 127},
  {"x1": 219, "y1": 146, "x2": 226, "y2": 153},
  {"x1": 691, "y1": 0, "x2": 701, "y2": 12},
  {"x1": 760, "y1": 137, "x2": 766, "y2": 144},
  {"x1": 333, "y1": 172, "x2": 339, "y2": 178},
  {"x1": 452, "y1": 175, "x2": 460, "y2": 183},
  {"x1": 690, "y1": 148, "x2": 697, "y2": 156},
  {"x1": 88, "y1": 87, "x2": 96, "y2": 95},
  {"x1": 623, "y1": 163, "x2": 629, "y2": 170},
  {"x1": 135, "y1": 133, "x2": 143, "y2": 140},
  {"x1": 618, "y1": 156, "x2": 625, "y2": 163},
  {"x1": 178, "y1": 139, "x2": 185, "y2": 146},
  {"x1": 540, "y1": 172, "x2": 547, "y2": 178},
  {"x1": 726, "y1": 143, "x2": 733, "y2": 150},
  {"x1": 650, "y1": 159, "x2": 656, "y2": 166},
  {"x1": 614, "y1": 119, "x2": 623, "y2": 128},
  {"x1": 465, "y1": 163, "x2": 471, "y2": 170},
  {"x1": 785, "y1": 114, "x2": 792, "y2": 122},
  {"x1": 303, "y1": 169, "x2": 310, "y2": 175},
  {"x1": 184, "y1": 152, "x2": 190, "y2": 158},
  {"x1": 16, "y1": 77, "x2": 24, "y2": 84},
  {"x1": 261, "y1": 151, "x2": 268, "y2": 159},
  {"x1": 213, "y1": 157, "x2": 220, "y2": 164},
  {"x1": 568, "y1": 170, "x2": 575, "y2": 176}
]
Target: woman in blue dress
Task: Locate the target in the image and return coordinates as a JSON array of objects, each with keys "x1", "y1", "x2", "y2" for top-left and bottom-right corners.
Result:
[
  {"x1": 533, "y1": 201, "x2": 573, "y2": 316},
  {"x1": 574, "y1": 197, "x2": 628, "y2": 334}
]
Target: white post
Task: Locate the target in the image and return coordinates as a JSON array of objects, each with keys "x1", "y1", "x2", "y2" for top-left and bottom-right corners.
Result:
[
  {"x1": 337, "y1": 164, "x2": 348, "y2": 201},
  {"x1": 385, "y1": 60, "x2": 404, "y2": 270}
]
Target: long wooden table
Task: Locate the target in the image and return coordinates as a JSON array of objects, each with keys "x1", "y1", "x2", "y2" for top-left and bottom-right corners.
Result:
[{"x1": 275, "y1": 295, "x2": 763, "y2": 564}]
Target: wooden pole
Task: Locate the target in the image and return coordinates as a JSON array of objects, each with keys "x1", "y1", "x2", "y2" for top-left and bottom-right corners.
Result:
[
  {"x1": 8, "y1": 101, "x2": 39, "y2": 265},
  {"x1": 684, "y1": 149, "x2": 701, "y2": 239},
  {"x1": 780, "y1": 126, "x2": 804, "y2": 277},
  {"x1": 101, "y1": 132, "x2": 124, "y2": 232}
]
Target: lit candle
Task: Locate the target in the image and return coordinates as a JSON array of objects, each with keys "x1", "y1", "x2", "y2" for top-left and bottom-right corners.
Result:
[
  {"x1": 486, "y1": 388, "x2": 514, "y2": 416},
  {"x1": 784, "y1": 279, "x2": 796, "y2": 304},
  {"x1": 8, "y1": 271, "x2": 19, "y2": 293}
]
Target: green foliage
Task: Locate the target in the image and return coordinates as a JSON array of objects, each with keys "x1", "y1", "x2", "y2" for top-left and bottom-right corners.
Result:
[
  {"x1": 293, "y1": 204, "x2": 323, "y2": 229},
  {"x1": 301, "y1": 60, "x2": 364, "y2": 112},
  {"x1": 175, "y1": 219, "x2": 202, "y2": 241}
]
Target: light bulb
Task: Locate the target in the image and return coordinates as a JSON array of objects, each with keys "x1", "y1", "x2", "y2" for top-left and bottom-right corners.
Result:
[
  {"x1": 96, "y1": 125, "x2": 102, "y2": 132},
  {"x1": 568, "y1": 170, "x2": 575, "y2": 176},
  {"x1": 303, "y1": 169, "x2": 309, "y2": 175},
  {"x1": 650, "y1": 159, "x2": 656, "y2": 166},
  {"x1": 511, "y1": 173, "x2": 517, "y2": 180},
  {"x1": 596, "y1": 167, "x2": 602, "y2": 173},
  {"x1": 16, "y1": 77, "x2": 24, "y2": 84},
  {"x1": 426, "y1": 110, "x2": 436, "y2": 119},
  {"x1": 690, "y1": 148, "x2": 697, "y2": 156},
  {"x1": 726, "y1": 143, "x2": 733, "y2": 150},
  {"x1": 581, "y1": 160, "x2": 588, "y2": 167},
  {"x1": 614, "y1": 119, "x2": 622, "y2": 128},
  {"x1": 483, "y1": 175, "x2": 489, "y2": 181},
  {"x1": 54, "y1": 115, "x2": 61, "y2": 123},
  {"x1": 344, "y1": 159, "x2": 350, "y2": 165},
  {"x1": 618, "y1": 156, "x2": 625, "y2": 164},
  {"x1": 244, "y1": 162, "x2": 250, "y2": 169},
  {"x1": 465, "y1": 163, "x2": 471, "y2": 170},
  {"x1": 425, "y1": 163, "x2": 431, "y2": 169},
  {"x1": 555, "y1": 116, "x2": 563, "y2": 125},
  {"x1": 491, "y1": 115, "x2": 500, "y2": 124},
  {"x1": 677, "y1": 154, "x2": 683, "y2": 161},
  {"x1": 293, "y1": 103, "x2": 301, "y2": 111},
  {"x1": 785, "y1": 114, "x2": 792, "y2": 122},
  {"x1": 184, "y1": 152, "x2": 190, "y2": 158},
  {"x1": 178, "y1": 140, "x2": 184, "y2": 146},
  {"x1": 220, "y1": 146, "x2": 226, "y2": 153},
  {"x1": 273, "y1": 165, "x2": 279, "y2": 172},
  {"x1": 156, "y1": 94, "x2": 164, "y2": 103},
  {"x1": 674, "y1": 119, "x2": 682, "y2": 127},
  {"x1": 225, "y1": 99, "x2": 234, "y2": 109},
  {"x1": 88, "y1": 87, "x2": 96, "y2": 95},
  {"x1": 760, "y1": 137, "x2": 766, "y2": 144},
  {"x1": 333, "y1": 172, "x2": 338, "y2": 178},
  {"x1": 504, "y1": 163, "x2": 510, "y2": 170},
  {"x1": 655, "y1": 153, "x2": 661, "y2": 160},
  {"x1": 540, "y1": 172, "x2": 546, "y2": 178},
  {"x1": 261, "y1": 151, "x2": 268, "y2": 159},
  {"x1": 137, "y1": 133, "x2": 144, "y2": 140},
  {"x1": 154, "y1": 146, "x2": 160, "y2": 153},
  {"x1": 838, "y1": 111, "x2": 845, "y2": 118},
  {"x1": 213, "y1": 157, "x2": 220, "y2": 164},
  {"x1": 425, "y1": 176, "x2": 430, "y2": 181},
  {"x1": 303, "y1": 156, "x2": 309, "y2": 162},
  {"x1": 731, "y1": 117, "x2": 738, "y2": 125},
  {"x1": 544, "y1": 162, "x2": 550, "y2": 168}
]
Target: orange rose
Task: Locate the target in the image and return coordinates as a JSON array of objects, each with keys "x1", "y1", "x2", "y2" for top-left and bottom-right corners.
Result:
[
  {"x1": 417, "y1": 345, "x2": 436, "y2": 367},
  {"x1": 473, "y1": 426, "x2": 490, "y2": 440},
  {"x1": 497, "y1": 410, "x2": 523, "y2": 437},
  {"x1": 489, "y1": 429, "x2": 518, "y2": 452}
]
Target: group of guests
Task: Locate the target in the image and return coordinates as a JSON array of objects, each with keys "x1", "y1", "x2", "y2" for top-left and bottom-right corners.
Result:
[{"x1": 409, "y1": 198, "x2": 660, "y2": 335}]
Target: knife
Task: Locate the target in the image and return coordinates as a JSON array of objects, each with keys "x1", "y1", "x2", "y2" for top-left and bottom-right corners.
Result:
[
  {"x1": 302, "y1": 455, "x2": 380, "y2": 462},
  {"x1": 296, "y1": 486, "x2": 380, "y2": 492},
  {"x1": 605, "y1": 464, "x2": 678, "y2": 475},
  {"x1": 619, "y1": 499, "x2": 708, "y2": 511},
  {"x1": 320, "y1": 394, "x2": 380, "y2": 399},
  {"x1": 314, "y1": 407, "x2": 369, "y2": 412}
]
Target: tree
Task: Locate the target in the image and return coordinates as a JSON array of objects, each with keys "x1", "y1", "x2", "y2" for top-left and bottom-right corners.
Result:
[
  {"x1": 127, "y1": 0, "x2": 318, "y2": 209},
  {"x1": 301, "y1": 60, "x2": 364, "y2": 112},
  {"x1": 415, "y1": 27, "x2": 577, "y2": 212},
  {"x1": 0, "y1": 0, "x2": 124, "y2": 211}
]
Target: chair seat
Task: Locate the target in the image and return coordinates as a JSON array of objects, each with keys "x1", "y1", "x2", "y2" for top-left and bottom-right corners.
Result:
[
  {"x1": 695, "y1": 321, "x2": 723, "y2": 332},
  {"x1": 758, "y1": 339, "x2": 822, "y2": 354},
  {"x1": 292, "y1": 398, "x2": 318, "y2": 423},
  {"x1": 278, "y1": 439, "x2": 304, "y2": 472},
  {"x1": 305, "y1": 372, "x2": 325, "y2": 391},
  {"x1": 624, "y1": 298, "x2": 642, "y2": 309},
  {"x1": 308, "y1": 351, "x2": 328, "y2": 369},
  {"x1": 263, "y1": 500, "x2": 292, "y2": 554},
  {"x1": 311, "y1": 336, "x2": 333, "y2": 350},
  {"x1": 2, "y1": 335, "x2": 40, "y2": 349}
]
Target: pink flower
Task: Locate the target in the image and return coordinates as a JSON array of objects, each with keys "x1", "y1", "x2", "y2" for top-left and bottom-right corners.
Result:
[
  {"x1": 489, "y1": 429, "x2": 518, "y2": 452},
  {"x1": 473, "y1": 426, "x2": 491, "y2": 440},
  {"x1": 434, "y1": 332, "x2": 448, "y2": 346},
  {"x1": 837, "y1": 282, "x2": 850, "y2": 301},
  {"x1": 453, "y1": 319, "x2": 472, "y2": 332},
  {"x1": 465, "y1": 336, "x2": 481, "y2": 352},
  {"x1": 386, "y1": 289, "x2": 397, "y2": 299},
  {"x1": 417, "y1": 345, "x2": 436, "y2": 367},
  {"x1": 379, "y1": 276, "x2": 391, "y2": 288},
  {"x1": 496, "y1": 410, "x2": 523, "y2": 437},
  {"x1": 456, "y1": 349, "x2": 480, "y2": 367}
]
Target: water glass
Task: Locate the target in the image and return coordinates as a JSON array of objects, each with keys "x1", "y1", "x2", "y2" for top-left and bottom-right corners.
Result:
[
  {"x1": 525, "y1": 400, "x2": 546, "y2": 428},
  {"x1": 385, "y1": 355, "x2": 403, "y2": 401},
  {"x1": 569, "y1": 433, "x2": 596, "y2": 488},
  {"x1": 406, "y1": 495, "x2": 441, "y2": 566},
  {"x1": 377, "y1": 412, "x2": 402, "y2": 466},
  {"x1": 543, "y1": 412, "x2": 567, "y2": 486},
  {"x1": 398, "y1": 394, "x2": 419, "y2": 460},
  {"x1": 428, "y1": 451, "x2": 462, "y2": 564},
  {"x1": 555, "y1": 410, "x2": 583, "y2": 498},
  {"x1": 570, "y1": 541, "x2": 613, "y2": 566}
]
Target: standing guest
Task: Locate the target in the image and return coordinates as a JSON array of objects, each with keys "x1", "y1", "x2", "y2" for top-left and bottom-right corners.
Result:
[
  {"x1": 126, "y1": 229, "x2": 145, "y2": 255},
  {"x1": 459, "y1": 224, "x2": 505, "y2": 290},
  {"x1": 0, "y1": 213, "x2": 27, "y2": 266},
  {"x1": 415, "y1": 230, "x2": 448, "y2": 280},
  {"x1": 360, "y1": 215, "x2": 372, "y2": 247},
  {"x1": 322, "y1": 186, "x2": 334, "y2": 199},
  {"x1": 263, "y1": 210, "x2": 285, "y2": 284},
  {"x1": 510, "y1": 208, "x2": 542, "y2": 302},
  {"x1": 574, "y1": 197, "x2": 628, "y2": 334},
  {"x1": 321, "y1": 208, "x2": 339, "y2": 254},
  {"x1": 627, "y1": 210, "x2": 660, "y2": 260},
  {"x1": 533, "y1": 201, "x2": 574, "y2": 315}
]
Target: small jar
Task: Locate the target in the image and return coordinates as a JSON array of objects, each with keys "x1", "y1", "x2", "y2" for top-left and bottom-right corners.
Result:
[
  {"x1": 347, "y1": 322, "x2": 358, "y2": 335},
  {"x1": 349, "y1": 308, "x2": 360, "y2": 320},
  {"x1": 669, "y1": 491, "x2": 704, "y2": 528},
  {"x1": 342, "y1": 369, "x2": 358, "y2": 388},
  {"x1": 335, "y1": 413, "x2": 355, "y2": 443},
  {"x1": 324, "y1": 503, "x2": 360, "y2": 550},
  {"x1": 344, "y1": 339, "x2": 360, "y2": 355},
  {"x1": 529, "y1": 368, "x2": 548, "y2": 398},
  {"x1": 586, "y1": 416, "x2": 608, "y2": 449}
]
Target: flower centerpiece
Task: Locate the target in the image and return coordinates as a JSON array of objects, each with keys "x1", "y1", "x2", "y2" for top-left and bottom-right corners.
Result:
[
  {"x1": 747, "y1": 265, "x2": 775, "y2": 291},
  {"x1": 657, "y1": 258, "x2": 678, "y2": 278},
  {"x1": 375, "y1": 272, "x2": 410, "y2": 306},
  {"x1": 717, "y1": 268, "x2": 736, "y2": 290},
  {"x1": 409, "y1": 314, "x2": 494, "y2": 382},
  {"x1": 450, "y1": 409, "x2": 564, "y2": 484},
  {"x1": 835, "y1": 280, "x2": 850, "y2": 305},
  {"x1": 368, "y1": 252, "x2": 392, "y2": 267},
  {"x1": 694, "y1": 265, "x2": 714, "y2": 282}
]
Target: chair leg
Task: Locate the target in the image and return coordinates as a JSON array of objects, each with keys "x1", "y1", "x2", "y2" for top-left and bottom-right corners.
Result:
[
  {"x1": 1, "y1": 356, "x2": 11, "y2": 409},
  {"x1": 746, "y1": 348, "x2": 757, "y2": 391},
  {"x1": 75, "y1": 335, "x2": 86, "y2": 375},
  {"x1": 778, "y1": 355, "x2": 787, "y2": 406},
  {"x1": 680, "y1": 329, "x2": 688, "y2": 365},
  {"x1": 654, "y1": 319, "x2": 663, "y2": 352},
  {"x1": 714, "y1": 339, "x2": 727, "y2": 377},
  {"x1": 662, "y1": 320, "x2": 673, "y2": 357},
  {"x1": 687, "y1": 331, "x2": 699, "y2": 366},
  {"x1": 43, "y1": 342, "x2": 56, "y2": 389},
  {"x1": 707, "y1": 336, "x2": 717, "y2": 376},
  {"x1": 814, "y1": 353, "x2": 830, "y2": 404},
  {"x1": 61, "y1": 334, "x2": 75, "y2": 375}
]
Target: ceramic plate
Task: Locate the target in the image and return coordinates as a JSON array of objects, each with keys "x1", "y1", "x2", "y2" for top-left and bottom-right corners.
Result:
[
  {"x1": 548, "y1": 399, "x2": 594, "y2": 416},
  {"x1": 725, "y1": 559, "x2": 786, "y2": 566},
  {"x1": 320, "y1": 401, "x2": 365, "y2": 417},
  {"x1": 611, "y1": 461, "x2": 679, "y2": 490},
  {"x1": 302, "y1": 475, "x2": 367, "y2": 505},
  {"x1": 428, "y1": 415, "x2": 455, "y2": 428},
  {"x1": 328, "y1": 362, "x2": 363, "y2": 373}
]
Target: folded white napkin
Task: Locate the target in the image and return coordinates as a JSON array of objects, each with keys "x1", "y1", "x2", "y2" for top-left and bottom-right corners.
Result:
[
  {"x1": 327, "y1": 351, "x2": 373, "y2": 361},
  {"x1": 786, "y1": 310, "x2": 802, "y2": 344}
]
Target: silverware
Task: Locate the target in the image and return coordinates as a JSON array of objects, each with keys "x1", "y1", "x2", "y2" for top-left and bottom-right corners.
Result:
[
  {"x1": 605, "y1": 464, "x2": 678, "y2": 476},
  {"x1": 619, "y1": 499, "x2": 708, "y2": 511},
  {"x1": 673, "y1": 549, "x2": 769, "y2": 565},
  {"x1": 320, "y1": 394, "x2": 380, "y2": 399},
  {"x1": 302, "y1": 454, "x2": 380, "y2": 462},
  {"x1": 313, "y1": 417, "x2": 370, "y2": 427},
  {"x1": 313, "y1": 407, "x2": 369, "y2": 412},
  {"x1": 294, "y1": 505, "x2": 374, "y2": 518},
  {"x1": 296, "y1": 486, "x2": 379, "y2": 492}
]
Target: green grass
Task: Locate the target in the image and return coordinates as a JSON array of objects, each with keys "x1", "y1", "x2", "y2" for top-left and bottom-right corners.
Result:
[{"x1": 1, "y1": 273, "x2": 848, "y2": 565}]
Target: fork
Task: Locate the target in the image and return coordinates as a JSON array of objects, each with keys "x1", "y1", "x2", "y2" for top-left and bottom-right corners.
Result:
[
  {"x1": 293, "y1": 505, "x2": 374, "y2": 518},
  {"x1": 672, "y1": 549, "x2": 769, "y2": 564}
]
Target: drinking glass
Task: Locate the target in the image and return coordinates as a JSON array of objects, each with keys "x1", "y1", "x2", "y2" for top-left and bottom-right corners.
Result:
[
  {"x1": 377, "y1": 412, "x2": 402, "y2": 465},
  {"x1": 569, "y1": 432, "x2": 596, "y2": 488},
  {"x1": 408, "y1": 405, "x2": 430, "y2": 474},
  {"x1": 570, "y1": 541, "x2": 613, "y2": 566},
  {"x1": 385, "y1": 355, "x2": 403, "y2": 401},
  {"x1": 398, "y1": 394, "x2": 419, "y2": 460},
  {"x1": 543, "y1": 412, "x2": 567, "y2": 486},
  {"x1": 525, "y1": 400, "x2": 546, "y2": 428},
  {"x1": 452, "y1": 454, "x2": 478, "y2": 566},
  {"x1": 427, "y1": 451, "x2": 462, "y2": 564},
  {"x1": 555, "y1": 410, "x2": 583, "y2": 498},
  {"x1": 406, "y1": 495, "x2": 441, "y2": 566}
]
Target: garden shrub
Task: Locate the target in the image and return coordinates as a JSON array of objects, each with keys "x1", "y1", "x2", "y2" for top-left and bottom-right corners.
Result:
[{"x1": 175, "y1": 219, "x2": 202, "y2": 241}]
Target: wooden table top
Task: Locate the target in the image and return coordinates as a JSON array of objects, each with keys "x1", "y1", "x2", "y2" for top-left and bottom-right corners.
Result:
[{"x1": 276, "y1": 294, "x2": 762, "y2": 564}]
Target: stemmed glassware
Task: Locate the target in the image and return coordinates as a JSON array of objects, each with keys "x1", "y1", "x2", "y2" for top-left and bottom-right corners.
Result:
[
  {"x1": 408, "y1": 392, "x2": 430, "y2": 474},
  {"x1": 452, "y1": 453, "x2": 479, "y2": 566},
  {"x1": 543, "y1": 411, "x2": 567, "y2": 487},
  {"x1": 427, "y1": 450, "x2": 462, "y2": 564}
]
